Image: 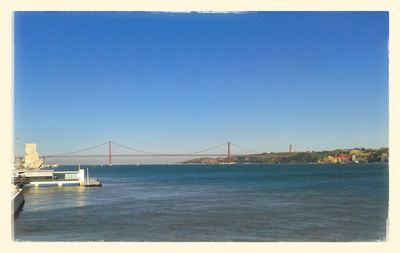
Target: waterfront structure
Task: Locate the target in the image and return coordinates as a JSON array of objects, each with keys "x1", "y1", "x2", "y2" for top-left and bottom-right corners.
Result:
[
  {"x1": 12, "y1": 184, "x2": 25, "y2": 214},
  {"x1": 13, "y1": 167, "x2": 101, "y2": 187},
  {"x1": 23, "y1": 143, "x2": 44, "y2": 169},
  {"x1": 13, "y1": 169, "x2": 84, "y2": 187}
]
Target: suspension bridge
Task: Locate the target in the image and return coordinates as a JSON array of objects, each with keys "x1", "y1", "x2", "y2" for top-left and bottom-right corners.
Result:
[{"x1": 40, "y1": 141, "x2": 263, "y2": 165}]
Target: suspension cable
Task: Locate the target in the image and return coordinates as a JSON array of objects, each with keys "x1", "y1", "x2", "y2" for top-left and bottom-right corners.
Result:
[
  {"x1": 46, "y1": 141, "x2": 260, "y2": 157},
  {"x1": 180, "y1": 142, "x2": 227, "y2": 155},
  {"x1": 48, "y1": 141, "x2": 109, "y2": 156},
  {"x1": 112, "y1": 141, "x2": 227, "y2": 155},
  {"x1": 111, "y1": 141, "x2": 162, "y2": 155},
  {"x1": 230, "y1": 142, "x2": 262, "y2": 154}
]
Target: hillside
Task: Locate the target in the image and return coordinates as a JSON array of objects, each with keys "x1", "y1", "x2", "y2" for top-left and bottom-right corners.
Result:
[{"x1": 180, "y1": 148, "x2": 389, "y2": 164}]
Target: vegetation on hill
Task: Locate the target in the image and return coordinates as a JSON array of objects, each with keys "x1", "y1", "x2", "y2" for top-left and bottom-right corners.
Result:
[{"x1": 181, "y1": 148, "x2": 388, "y2": 164}]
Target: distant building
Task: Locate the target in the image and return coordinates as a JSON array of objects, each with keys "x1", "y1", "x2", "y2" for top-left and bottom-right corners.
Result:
[
  {"x1": 23, "y1": 143, "x2": 44, "y2": 169},
  {"x1": 350, "y1": 149, "x2": 368, "y2": 163},
  {"x1": 381, "y1": 153, "x2": 389, "y2": 162},
  {"x1": 289, "y1": 143, "x2": 295, "y2": 153},
  {"x1": 322, "y1": 154, "x2": 350, "y2": 164},
  {"x1": 336, "y1": 154, "x2": 350, "y2": 163}
]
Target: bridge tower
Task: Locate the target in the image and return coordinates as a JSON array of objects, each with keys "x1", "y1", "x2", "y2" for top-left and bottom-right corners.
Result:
[
  {"x1": 108, "y1": 141, "x2": 112, "y2": 166},
  {"x1": 227, "y1": 141, "x2": 231, "y2": 164}
]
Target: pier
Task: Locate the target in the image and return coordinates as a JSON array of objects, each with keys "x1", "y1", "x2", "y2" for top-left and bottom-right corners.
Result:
[{"x1": 13, "y1": 167, "x2": 102, "y2": 188}]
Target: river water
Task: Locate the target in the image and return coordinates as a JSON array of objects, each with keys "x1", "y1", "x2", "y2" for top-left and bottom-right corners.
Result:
[{"x1": 13, "y1": 163, "x2": 388, "y2": 241}]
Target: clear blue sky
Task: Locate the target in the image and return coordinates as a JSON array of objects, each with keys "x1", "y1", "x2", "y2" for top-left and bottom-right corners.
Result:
[{"x1": 14, "y1": 12, "x2": 388, "y2": 162}]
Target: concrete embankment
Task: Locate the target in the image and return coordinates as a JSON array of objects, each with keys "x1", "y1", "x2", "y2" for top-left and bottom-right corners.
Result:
[{"x1": 12, "y1": 185, "x2": 25, "y2": 215}]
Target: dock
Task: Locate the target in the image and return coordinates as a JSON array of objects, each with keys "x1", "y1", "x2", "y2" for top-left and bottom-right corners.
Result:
[
  {"x1": 12, "y1": 167, "x2": 102, "y2": 215},
  {"x1": 13, "y1": 167, "x2": 102, "y2": 188},
  {"x1": 83, "y1": 167, "x2": 102, "y2": 187},
  {"x1": 29, "y1": 179, "x2": 82, "y2": 187},
  {"x1": 84, "y1": 179, "x2": 102, "y2": 187}
]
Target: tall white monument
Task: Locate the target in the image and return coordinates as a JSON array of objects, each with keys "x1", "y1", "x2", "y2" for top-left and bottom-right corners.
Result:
[
  {"x1": 289, "y1": 143, "x2": 295, "y2": 153},
  {"x1": 23, "y1": 143, "x2": 44, "y2": 169}
]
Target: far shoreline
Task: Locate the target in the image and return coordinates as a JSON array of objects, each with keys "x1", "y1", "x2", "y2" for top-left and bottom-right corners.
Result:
[{"x1": 55, "y1": 162, "x2": 389, "y2": 167}]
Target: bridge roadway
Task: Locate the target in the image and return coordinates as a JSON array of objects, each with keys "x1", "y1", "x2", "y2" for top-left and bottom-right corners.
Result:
[
  {"x1": 15, "y1": 141, "x2": 261, "y2": 163},
  {"x1": 43, "y1": 153, "x2": 229, "y2": 158}
]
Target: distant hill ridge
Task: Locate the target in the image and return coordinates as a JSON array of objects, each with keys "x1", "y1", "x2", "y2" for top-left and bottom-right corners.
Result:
[{"x1": 181, "y1": 148, "x2": 389, "y2": 164}]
